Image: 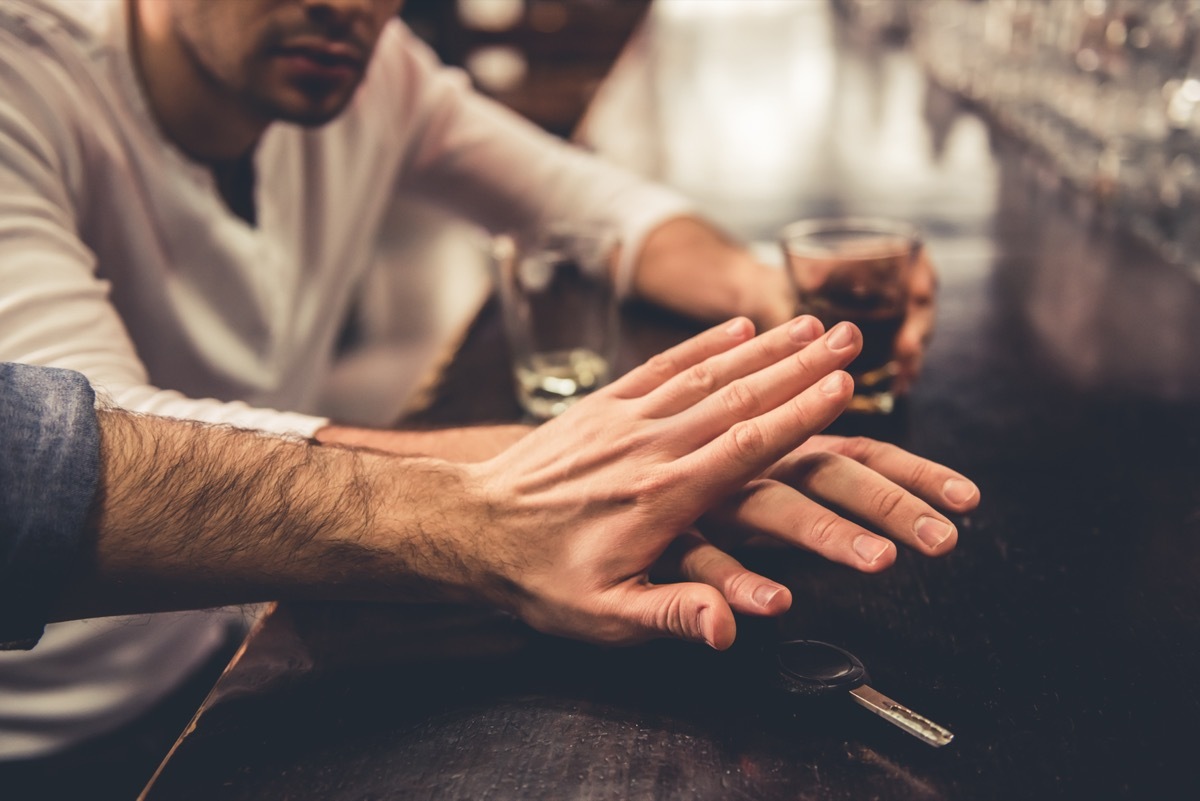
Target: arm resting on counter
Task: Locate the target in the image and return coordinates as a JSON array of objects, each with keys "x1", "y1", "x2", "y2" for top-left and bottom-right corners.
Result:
[{"x1": 32, "y1": 314, "x2": 976, "y2": 651}]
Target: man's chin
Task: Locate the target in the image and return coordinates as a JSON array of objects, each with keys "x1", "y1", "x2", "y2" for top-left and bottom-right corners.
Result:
[
  {"x1": 276, "y1": 105, "x2": 349, "y2": 127},
  {"x1": 253, "y1": 88, "x2": 357, "y2": 127}
]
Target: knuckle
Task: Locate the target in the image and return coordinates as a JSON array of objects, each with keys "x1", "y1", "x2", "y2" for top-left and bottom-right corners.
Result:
[
  {"x1": 790, "y1": 348, "x2": 816, "y2": 374},
  {"x1": 722, "y1": 380, "x2": 761, "y2": 419},
  {"x1": 687, "y1": 362, "x2": 720, "y2": 396},
  {"x1": 726, "y1": 420, "x2": 766, "y2": 460},
  {"x1": 656, "y1": 593, "x2": 689, "y2": 640},
  {"x1": 789, "y1": 452, "x2": 835, "y2": 483},
  {"x1": 715, "y1": 480, "x2": 771, "y2": 524},
  {"x1": 906, "y1": 457, "x2": 934, "y2": 488},
  {"x1": 684, "y1": 543, "x2": 723, "y2": 577},
  {"x1": 643, "y1": 352, "x2": 677, "y2": 381},
  {"x1": 618, "y1": 422, "x2": 658, "y2": 455},
  {"x1": 842, "y1": 436, "x2": 878, "y2": 462},
  {"x1": 783, "y1": 395, "x2": 815, "y2": 431},
  {"x1": 749, "y1": 334, "x2": 776, "y2": 363},
  {"x1": 630, "y1": 465, "x2": 674, "y2": 498},
  {"x1": 870, "y1": 485, "x2": 908, "y2": 519},
  {"x1": 739, "y1": 478, "x2": 776, "y2": 503},
  {"x1": 807, "y1": 512, "x2": 843, "y2": 549},
  {"x1": 723, "y1": 570, "x2": 756, "y2": 602}
]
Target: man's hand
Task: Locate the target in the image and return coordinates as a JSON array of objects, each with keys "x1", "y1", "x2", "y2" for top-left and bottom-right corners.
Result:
[
  {"x1": 466, "y1": 313, "x2": 862, "y2": 650},
  {"x1": 688, "y1": 433, "x2": 979, "y2": 574}
]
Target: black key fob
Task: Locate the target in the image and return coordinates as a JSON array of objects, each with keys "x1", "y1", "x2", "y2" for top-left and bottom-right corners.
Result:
[{"x1": 776, "y1": 638, "x2": 869, "y2": 698}]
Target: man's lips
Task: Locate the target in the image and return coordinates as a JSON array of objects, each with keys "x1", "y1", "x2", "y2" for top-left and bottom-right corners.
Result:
[{"x1": 274, "y1": 40, "x2": 365, "y2": 81}]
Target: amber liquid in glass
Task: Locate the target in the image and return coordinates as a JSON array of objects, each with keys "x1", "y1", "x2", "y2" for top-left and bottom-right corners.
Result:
[{"x1": 801, "y1": 267, "x2": 906, "y2": 411}]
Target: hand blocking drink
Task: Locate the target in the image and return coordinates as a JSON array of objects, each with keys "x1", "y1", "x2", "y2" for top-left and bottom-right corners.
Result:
[
  {"x1": 494, "y1": 224, "x2": 620, "y2": 420},
  {"x1": 781, "y1": 218, "x2": 922, "y2": 414}
]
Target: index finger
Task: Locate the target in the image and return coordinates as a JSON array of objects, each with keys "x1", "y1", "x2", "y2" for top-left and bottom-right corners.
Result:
[
  {"x1": 607, "y1": 317, "x2": 755, "y2": 399},
  {"x1": 788, "y1": 436, "x2": 980, "y2": 513}
]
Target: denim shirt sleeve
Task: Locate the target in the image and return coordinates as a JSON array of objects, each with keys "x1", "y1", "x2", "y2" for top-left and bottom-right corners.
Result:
[{"x1": 0, "y1": 363, "x2": 100, "y2": 649}]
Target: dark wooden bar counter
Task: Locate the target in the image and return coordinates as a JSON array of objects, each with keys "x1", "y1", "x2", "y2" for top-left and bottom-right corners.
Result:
[{"x1": 141, "y1": 4, "x2": 1200, "y2": 800}]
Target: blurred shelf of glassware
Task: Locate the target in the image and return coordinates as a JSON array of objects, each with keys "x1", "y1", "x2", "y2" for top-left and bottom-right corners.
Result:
[
  {"x1": 403, "y1": 0, "x2": 651, "y2": 136},
  {"x1": 842, "y1": 0, "x2": 1200, "y2": 279}
]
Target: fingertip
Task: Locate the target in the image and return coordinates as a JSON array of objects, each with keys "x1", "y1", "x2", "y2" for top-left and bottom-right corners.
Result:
[
  {"x1": 696, "y1": 606, "x2": 714, "y2": 648},
  {"x1": 852, "y1": 534, "x2": 896, "y2": 571},
  {"x1": 787, "y1": 315, "x2": 821, "y2": 344},
  {"x1": 724, "y1": 317, "x2": 754, "y2": 339},
  {"x1": 825, "y1": 321, "x2": 861, "y2": 352},
  {"x1": 750, "y1": 582, "x2": 792, "y2": 615},
  {"x1": 819, "y1": 370, "x2": 852, "y2": 396},
  {"x1": 916, "y1": 516, "x2": 957, "y2": 554},
  {"x1": 695, "y1": 603, "x2": 737, "y2": 650},
  {"x1": 942, "y1": 477, "x2": 980, "y2": 508}
]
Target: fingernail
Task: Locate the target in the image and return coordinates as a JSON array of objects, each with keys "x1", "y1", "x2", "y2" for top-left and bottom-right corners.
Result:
[
  {"x1": 696, "y1": 607, "x2": 715, "y2": 648},
  {"x1": 942, "y1": 478, "x2": 978, "y2": 505},
  {"x1": 827, "y1": 322, "x2": 854, "y2": 350},
  {"x1": 725, "y1": 317, "x2": 751, "y2": 337},
  {"x1": 915, "y1": 516, "x2": 953, "y2": 550},
  {"x1": 752, "y1": 584, "x2": 782, "y2": 609},
  {"x1": 819, "y1": 372, "x2": 845, "y2": 395},
  {"x1": 853, "y1": 534, "x2": 890, "y2": 565},
  {"x1": 788, "y1": 316, "x2": 819, "y2": 343}
]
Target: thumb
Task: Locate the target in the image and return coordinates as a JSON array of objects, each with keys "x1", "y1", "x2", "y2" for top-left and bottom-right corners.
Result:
[{"x1": 620, "y1": 581, "x2": 737, "y2": 650}]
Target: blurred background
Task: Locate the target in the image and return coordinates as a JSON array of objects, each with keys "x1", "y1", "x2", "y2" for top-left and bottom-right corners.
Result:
[
  {"x1": 399, "y1": 0, "x2": 1200, "y2": 269},
  {"x1": 403, "y1": 0, "x2": 653, "y2": 137}
]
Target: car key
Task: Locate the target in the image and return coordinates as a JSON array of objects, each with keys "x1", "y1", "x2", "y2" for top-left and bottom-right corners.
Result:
[{"x1": 775, "y1": 639, "x2": 954, "y2": 748}]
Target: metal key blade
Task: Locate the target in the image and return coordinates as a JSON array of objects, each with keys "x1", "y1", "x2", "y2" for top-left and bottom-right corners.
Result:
[{"x1": 849, "y1": 685, "x2": 955, "y2": 748}]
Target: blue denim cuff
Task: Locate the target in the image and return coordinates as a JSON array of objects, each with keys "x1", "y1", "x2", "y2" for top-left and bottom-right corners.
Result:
[{"x1": 0, "y1": 363, "x2": 99, "y2": 649}]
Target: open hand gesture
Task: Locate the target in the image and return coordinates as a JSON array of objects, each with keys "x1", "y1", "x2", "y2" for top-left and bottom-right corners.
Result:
[{"x1": 468, "y1": 314, "x2": 978, "y2": 649}]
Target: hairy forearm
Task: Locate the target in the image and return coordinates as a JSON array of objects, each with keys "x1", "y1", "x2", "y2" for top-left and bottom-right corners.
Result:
[
  {"x1": 314, "y1": 423, "x2": 532, "y2": 462},
  {"x1": 52, "y1": 410, "x2": 500, "y2": 621}
]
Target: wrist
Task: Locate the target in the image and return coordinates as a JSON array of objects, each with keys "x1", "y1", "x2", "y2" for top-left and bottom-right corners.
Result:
[{"x1": 345, "y1": 451, "x2": 545, "y2": 622}]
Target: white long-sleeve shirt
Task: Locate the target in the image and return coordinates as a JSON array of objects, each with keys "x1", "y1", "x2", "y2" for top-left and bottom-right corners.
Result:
[{"x1": 0, "y1": 0, "x2": 692, "y2": 758}]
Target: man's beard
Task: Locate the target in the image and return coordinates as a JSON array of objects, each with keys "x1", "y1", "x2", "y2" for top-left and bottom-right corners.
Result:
[{"x1": 242, "y1": 76, "x2": 361, "y2": 127}]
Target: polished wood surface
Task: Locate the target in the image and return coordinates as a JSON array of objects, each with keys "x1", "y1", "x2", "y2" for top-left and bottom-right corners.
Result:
[{"x1": 143, "y1": 4, "x2": 1200, "y2": 800}]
